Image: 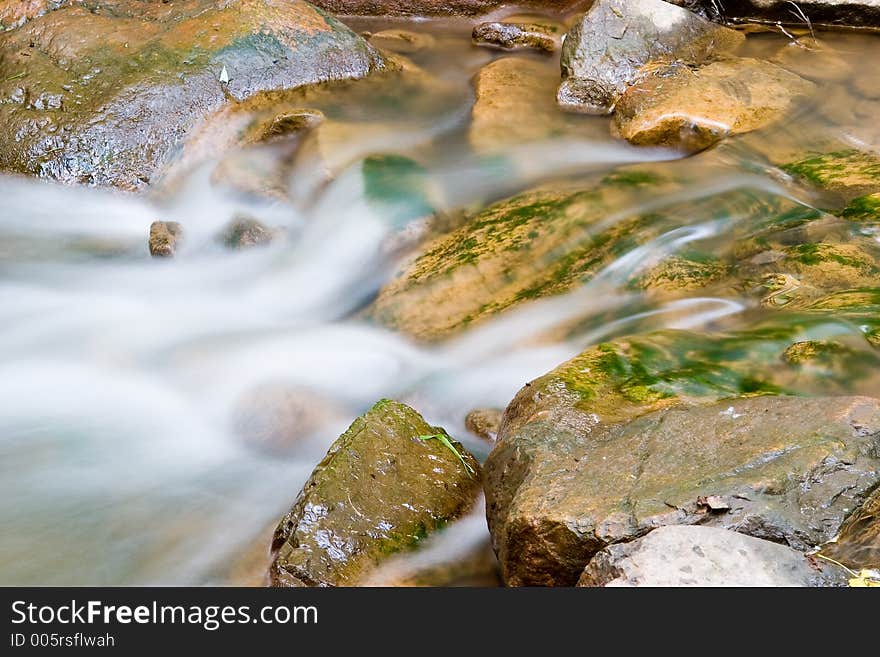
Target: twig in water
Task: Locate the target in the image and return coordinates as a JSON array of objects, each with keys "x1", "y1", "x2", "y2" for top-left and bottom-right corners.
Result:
[
  {"x1": 5, "y1": 71, "x2": 26, "y2": 81},
  {"x1": 787, "y1": 1, "x2": 816, "y2": 43}
]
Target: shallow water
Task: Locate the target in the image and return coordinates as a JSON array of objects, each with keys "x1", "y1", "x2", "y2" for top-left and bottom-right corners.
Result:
[{"x1": 1, "y1": 17, "x2": 879, "y2": 584}]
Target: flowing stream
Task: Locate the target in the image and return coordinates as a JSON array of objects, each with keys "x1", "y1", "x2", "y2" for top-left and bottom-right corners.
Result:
[{"x1": 1, "y1": 19, "x2": 879, "y2": 584}]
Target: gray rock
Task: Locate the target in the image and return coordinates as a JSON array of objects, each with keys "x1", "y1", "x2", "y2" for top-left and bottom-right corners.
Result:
[
  {"x1": 579, "y1": 525, "x2": 849, "y2": 586},
  {"x1": 486, "y1": 394, "x2": 880, "y2": 585},
  {"x1": 558, "y1": 0, "x2": 744, "y2": 114}
]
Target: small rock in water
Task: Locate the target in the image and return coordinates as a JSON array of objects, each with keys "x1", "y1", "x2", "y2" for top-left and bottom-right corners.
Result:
[
  {"x1": 557, "y1": 0, "x2": 744, "y2": 114},
  {"x1": 219, "y1": 215, "x2": 277, "y2": 249},
  {"x1": 579, "y1": 525, "x2": 849, "y2": 587},
  {"x1": 269, "y1": 399, "x2": 481, "y2": 586},
  {"x1": 148, "y1": 221, "x2": 182, "y2": 258},
  {"x1": 365, "y1": 29, "x2": 436, "y2": 54},
  {"x1": 472, "y1": 22, "x2": 560, "y2": 54},
  {"x1": 613, "y1": 58, "x2": 815, "y2": 151},
  {"x1": 465, "y1": 408, "x2": 503, "y2": 442}
]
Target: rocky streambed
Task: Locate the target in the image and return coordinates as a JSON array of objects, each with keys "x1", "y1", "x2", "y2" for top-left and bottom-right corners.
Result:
[{"x1": 1, "y1": 0, "x2": 879, "y2": 587}]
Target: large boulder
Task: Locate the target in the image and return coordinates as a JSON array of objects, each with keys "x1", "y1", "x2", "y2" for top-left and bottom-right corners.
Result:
[
  {"x1": 558, "y1": 0, "x2": 744, "y2": 115},
  {"x1": 669, "y1": 0, "x2": 880, "y2": 30},
  {"x1": 269, "y1": 399, "x2": 482, "y2": 586},
  {"x1": 0, "y1": 0, "x2": 386, "y2": 189},
  {"x1": 485, "y1": 328, "x2": 880, "y2": 585},
  {"x1": 613, "y1": 58, "x2": 815, "y2": 151},
  {"x1": 579, "y1": 525, "x2": 848, "y2": 586}
]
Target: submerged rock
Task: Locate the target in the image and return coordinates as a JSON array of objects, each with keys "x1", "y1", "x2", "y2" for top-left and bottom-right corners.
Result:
[
  {"x1": 579, "y1": 525, "x2": 848, "y2": 586},
  {"x1": 148, "y1": 221, "x2": 182, "y2": 258},
  {"x1": 231, "y1": 385, "x2": 348, "y2": 456},
  {"x1": 219, "y1": 216, "x2": 277, "y2": 250},
  {"x1": 669, "y1": 0, "x2": 880, "y2": 30},
  {"x1": 0, "y1": 0, "x2": 385, "y2": 189},
  {"x1": 820, "y1": 487, "x2": 880, "y2": 571},
  {"x1": 613, "y1": 59, "x2": 814, "y2": 151},
  {"x1": 486, "y1": 393, "x2": 880, "y2": 585},
  {"x1": 558, "y1": 0, "x2": 744, "y2": 115},
  {"x1": 469, "y1": 57, "x2": 603, "y2": 154},
  {"x1": 269, "y1": 399, "x2": 481, "y2": 586},
  {"x1": 365, "y1": 29, "x2": 436, "y2": 54},
  {"x1": 782, "y1": 149, "x2": 880, "y2": 202},
  {"x1": 472, "y1": 21, "x2": 561, "y2": 54}
]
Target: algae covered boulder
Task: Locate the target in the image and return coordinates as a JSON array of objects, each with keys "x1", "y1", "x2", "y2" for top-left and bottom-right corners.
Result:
[
  {"x1": 0, "y1": 0, "x2": 385, "y2": 188},
  {"x1": 557, "y1": 0, "x2": 744, "y2": 114},
  {"x1": 782, "y1": 149, "x2": 880, "y2": 202},
  {"x1": 270, "y1": 399, "x2": 481, "y2": 586}
]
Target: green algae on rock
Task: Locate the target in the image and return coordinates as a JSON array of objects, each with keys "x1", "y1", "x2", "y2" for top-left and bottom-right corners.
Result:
[
  {"x1": 782, "y1": 150, "x2": 880, "y2": 201},
  {"x1": 269, "y1": 399, "x2": 481, "y2": 586},
  {"x1": 0, "y1": 0, "x2": 386, "y2": 189}
]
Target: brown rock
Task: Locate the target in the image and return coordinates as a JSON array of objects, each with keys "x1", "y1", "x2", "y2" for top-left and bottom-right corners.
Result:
[
  {"x1": 148, "y1": 221, "x2": 182, "y2": 258},
  {"x1": 613, "y1": 59, "x2": 815, "y2": 151},
  {"x1": 486, "y1": 395, "x2": 880, "y2": 585},
  {"x1": 820, "y1": 487, "x2": 880, "y2": 571},
  {"x1": 472, "y1": 22, "x2": 561, "y2": 54},
  {"x1": 465, "y1": 408, "x2": 503, "y2": 443}
]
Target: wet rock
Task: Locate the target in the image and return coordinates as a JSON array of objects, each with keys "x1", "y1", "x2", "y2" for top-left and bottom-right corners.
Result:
[
  {"x1": 782, "y1": 149, "x2": 880, "y2": 202},
  {"x1": 219, "y1": 216, "x2": 277, "y2": 250},
  {"x1": 366, "y1": 29, "x2": 436, "y2": 54},
  {"x1": 613, "y1": 59, "x2": 814, "y2": 151},
  {"x1": 269, "y1": 399, "x2": 481, "y2": 586},
  {"x1": 0, "y1": 0, "x2": 385, "y2": 189},
  {"x1": 469, "y1": 57, "x2": 602, "y2": 153},
  {"x1": 579, "y1": 525, "x2": 848, "y2": 586},
  {"x1": 472, "y1": 22, "x2": 561, "y2": 54},
  {"x1": 636, "y1": 254, "x2": 731, "y2": 294},
  {"x1": 484, "y1": 321, "x2": 880, "y2": 586},
  {"x1": 852, "y1": 68, "x2": 880, "y2": 100},
  {"x1": 669, "y1": 0, "x2": 880, "y2": 30},
  {"x1": 359, "y1": 505, "x2": 500, "y2": 586},
  {"x1": 231, "y1": 385, "x2": 347, "y2": 456},
  {"x1": 465, "y1": 408, "x2": 503, "y2": 443},
  {"x1": 820, "y1": 487, "x2": 880, "y2": 571},
  {"x1": 148, "y1": 221, "x2": 182, "y2": 258},
  {"x1": 558, "y1": 0, "x2": 744, "y2": 115}
]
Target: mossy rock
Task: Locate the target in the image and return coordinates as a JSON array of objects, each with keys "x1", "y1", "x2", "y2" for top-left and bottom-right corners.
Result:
[
  {"x1": 269, "y1": 399, "x2": 481, "y2": 586},
  {"x1": 782, "y1": 150, "x2": 880, "y2": 202},
  {"x1": 370, "y1": 170, "x2": 862, "y2": 340},
  {"x1": 841, "y1": 193, "x2": 880, "y2": 223},
  {"x1": 0, "y1": 0, "x2": 385, "y2": 189}
]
